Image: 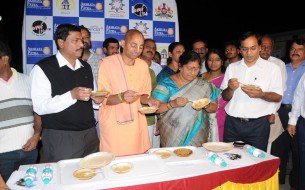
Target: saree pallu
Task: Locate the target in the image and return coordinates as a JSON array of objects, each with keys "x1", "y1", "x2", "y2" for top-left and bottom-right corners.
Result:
[{"x1": 153, "y1": 77, "x2": 219, "y2": 147}]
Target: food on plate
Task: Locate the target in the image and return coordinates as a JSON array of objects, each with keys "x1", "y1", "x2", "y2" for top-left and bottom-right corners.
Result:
[
  {"x1": 138, "y1": 106, "x2": 158, "y2": 114},
  {"x1": 91, "y1": 91, "x2": 109, "y2": 97},
  {"x1": 152, "y1": 149, "x2": 172, "y2": 159},
  {"x1": 173, "y1": 148, "x2": 193, "y2": 157},
  {"x1": 111, "y1": 162, "x2": 133, "y2": 174},
  {"x1": 241, "y1": 84, "x2": 259, "y2": 90},
  {"x1": 192, "y1": 98, "x2": 210, "y2": 109},
  {"x1": 73, "y1": 168, "x2": 97, "y2": 180}
]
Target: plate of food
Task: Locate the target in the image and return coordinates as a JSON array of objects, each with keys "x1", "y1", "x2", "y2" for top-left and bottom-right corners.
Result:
[
  {"x1": 202, "y1": 142, "x2": 234, "y2": 152},
  {"x1": 79, "y1": 152, "x2": 115, "y2": 169},
  {"x1": 73, "y1": 168, "x2": 97, "y2": 180},
  {"x1": 152, "y1": 149, "x2": 172, "y2": 159},
  {"x1": 173, "y1": 148, "x2": 193, "y2": 157},
  {"x1": 91, "y1": 91, "x2": 109, "y2": 97},
  {"x1": 241, "y1": 84, "x2": 259, "y2": 90},
  {"x1": 191, "y1": 98, "x2": 210, "y2": 109},
  {"x1": 138, "y1": 106, "x2": 158, "y2": 114},
  {"x1": 111, "y1": 162, "x2": 133, "y2": 174}
]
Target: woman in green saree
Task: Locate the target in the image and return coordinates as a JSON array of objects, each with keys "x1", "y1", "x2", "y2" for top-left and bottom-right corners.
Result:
[{"x1": 152, "y1": 51, "x2": 220, "y2": 147}]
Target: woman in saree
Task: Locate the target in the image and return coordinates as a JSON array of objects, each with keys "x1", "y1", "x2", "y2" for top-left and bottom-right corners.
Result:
[
  {"x1": 202, "y1": 49, "x2": 227, "y2": 142},
  {"x1": 152, "y1": 51, "x2": 220, "y2": 147}
]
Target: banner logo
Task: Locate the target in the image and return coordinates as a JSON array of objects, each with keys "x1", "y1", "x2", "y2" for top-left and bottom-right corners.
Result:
[
  {"x1": 109, "y1": 0, "x2": 125, "y2": 13},
  {"x1": 155, "y1": 3, "x2": 173, "y2": 19},
  {"x1": 32, "y1": 20, "x2": 51, "y2": 36},
  {"x1": 56, "y1": 0, "x2": 75, "y2": 10},
  {"x1": 131, "y1": 3, "x2": 148, "y2": 17}
]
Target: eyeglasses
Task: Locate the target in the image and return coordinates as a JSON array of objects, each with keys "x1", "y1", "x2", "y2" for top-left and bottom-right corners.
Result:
[
  {"x1": 240, "y1": 46, "x2": 258, "y2": 52},
  {"x1": 67, "y1": 38, "x2": 84, "y2": 44}
]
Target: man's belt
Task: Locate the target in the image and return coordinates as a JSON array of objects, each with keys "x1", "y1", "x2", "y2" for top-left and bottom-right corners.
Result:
[
  {"x1": 233, "y1": 115, "x2": 267, "y2": 122},
  {"x1": 281, "y1": 104, "x2": 292, "y2": 110}
]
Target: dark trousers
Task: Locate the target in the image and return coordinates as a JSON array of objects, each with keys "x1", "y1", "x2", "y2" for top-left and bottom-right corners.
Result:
[
  {"x1": 298, "y1": 117, "x2": 305, "y2": 190},
  {"x1": 0, "y1": 149, "x2": 38, "y2": 182},
  {"x1": 271, "y1": 105, "x2": 299, "y2": 188},
  {"x1": 224, "y1": 115, "x2": 270, "y2": 151},
  {"x1": 41, "y1": 127, "x2": 99, "y2": 163}
]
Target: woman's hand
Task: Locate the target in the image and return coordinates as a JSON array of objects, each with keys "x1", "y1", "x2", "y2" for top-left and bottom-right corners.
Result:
[{"x1": 172, "y1": 97, "x2": 189, "y2": 107}]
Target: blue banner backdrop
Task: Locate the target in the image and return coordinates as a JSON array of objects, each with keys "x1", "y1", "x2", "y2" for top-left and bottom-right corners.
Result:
[{"x1": 22, "y1": 0, "x2": 179, "y2": 74}]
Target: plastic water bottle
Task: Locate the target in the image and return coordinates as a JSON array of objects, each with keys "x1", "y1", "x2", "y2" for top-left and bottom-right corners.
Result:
[
  {"x1": 24, "y1": 166, "x2": 37, "y2": 187},
  {"x1": 41, "y1": 165, "x2": 53, "y2": 184},
  {"x1": 243, "y1": 144, "x2": 266, "y2": 158},
  {"x1": 206, "y1": 151, "x2": 227, "y2": 167}
]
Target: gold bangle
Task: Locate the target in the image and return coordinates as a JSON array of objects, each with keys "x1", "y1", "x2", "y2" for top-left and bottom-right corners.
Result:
[
  {"x1": 118, "y1": 93, "x2": 124, "y2": 102},
  {"x1": 167, "y1": 102, "x2": 172, "y2": 110},
  {"x1": 169, "y1": 100, "x2": 174, "y2": 108}
]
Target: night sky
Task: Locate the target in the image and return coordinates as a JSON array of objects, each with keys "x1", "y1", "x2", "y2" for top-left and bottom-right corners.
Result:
[{"x1": 175, "y1": 0, "x2": 305, "y2": 50}]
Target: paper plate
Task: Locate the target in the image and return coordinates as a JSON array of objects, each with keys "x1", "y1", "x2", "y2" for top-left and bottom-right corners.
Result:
[
  {"x1": 111, "y1": 162, "x2": 133, "y2": 174},
  {"x1": 79, "y1": 152, "x2": 115, "y2": 169},
  {"x1": 192, "y1": 98, "x2": 210, "y2": 109},
  {"x1": 91, "y1": 91, "x2": 109, "y2": 97},
  {"x1": 152, "y1": 149, "x2": 172, "y2": 159},
  {"x1": 202, "y1": 142, "x2": 234, "y2": 152},
  {"x1": 241, "y1": 84, "x2": 259, "y2": 90},
  {"x1": 138, "y1": 106, "x2": 158, "y2": 114},
  {"x1": 73, "y1": 168, "x2": 97, "y2": 180}
]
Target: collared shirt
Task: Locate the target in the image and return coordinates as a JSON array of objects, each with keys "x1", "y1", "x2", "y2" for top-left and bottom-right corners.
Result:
[
  {"x1": 288, "y1": 72, "x2": 305, "y2": 125},
  {"x1": 220, "y1": 57, "x2": 283, "y2": 118},
  {"x1": 199, "y1": 60, "x2": 207, "y2": 75},
  {"x1": 268, "y1": 56, "x2": 287, "y2": 112},
  {"x1": 30, "y1": 52, "x2": 82, "y2": 115},
  {"x1": 282, "y1": 61, "x2": 305, "y2": 104},
  {"x1": 87, "y1": 49, "x2": 102, "y2": 82},
  {"x1": 150, "y1": 61, "x2": 163, "y2": 76}
]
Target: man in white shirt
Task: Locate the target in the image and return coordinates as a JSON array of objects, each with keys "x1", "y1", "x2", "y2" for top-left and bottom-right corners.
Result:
[
  {"x1": 140, "y1": 38, "x2": 162, "y2": 148},
  {"x1": 192, "y1": 39, "x2": 208, "y2": 75},
  {"x1": 140, "y1": 39, "x2": 162, "y2": 76},
  {"x1": 221, "y1": 32, "x2": 283, "y2": 151},
  {"x1": 259, "y1": 34, "x2": 287, "y2": 152},
  {"x1": 287, "y1": 72, "x2": 305, "y2": 190},
  {"x1": 30, "y1": 24, "x2": 104, "y2": 162}
]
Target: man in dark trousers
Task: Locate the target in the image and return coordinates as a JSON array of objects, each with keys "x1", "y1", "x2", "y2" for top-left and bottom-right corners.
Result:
[{"x1": 30, "y1": 24, "x2": 103, "y2": 162}]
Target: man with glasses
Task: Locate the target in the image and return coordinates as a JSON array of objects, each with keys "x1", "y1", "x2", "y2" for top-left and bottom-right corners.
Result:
[
  {"x1": 192, "y1": 39, "x2": 208, "y2": 75},
  {"x1": 97, "y1": 29, "x2": 160, "y2": 156},
  {"x1": 220, "y1": 31, "x2": 283, "y2": 152},
  {"x1": 30, "y1": 24, "x2": 102, "y2": 162}
]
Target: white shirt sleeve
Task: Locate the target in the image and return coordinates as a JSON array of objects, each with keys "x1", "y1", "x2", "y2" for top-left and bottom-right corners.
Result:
[
  {"x1": 30, "y1": 65, "x2": 77, "y2": 115},
  {"x1": 288, "y1": 73, "x2": 305, "y2": 125}
]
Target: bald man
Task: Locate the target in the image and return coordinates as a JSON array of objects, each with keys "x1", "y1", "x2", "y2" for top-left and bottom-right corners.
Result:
[{"x1": 97, "y1": 29, "x2": 160, "y2": 156}]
